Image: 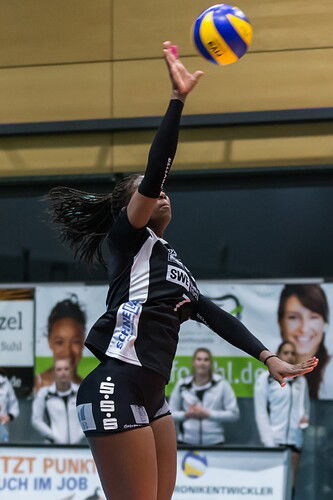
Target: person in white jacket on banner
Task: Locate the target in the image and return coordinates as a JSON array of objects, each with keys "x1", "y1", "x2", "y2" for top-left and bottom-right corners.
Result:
[
  {"x1": 0, "y1": 369, "x2": 19, "y2": 443},
  {"x1": 169, "y1": 347, "x2": 239, "y2": 445},
  {"x1": 32, "y1": 358, "x2": 84, "y2": 444},
  {"x1": 254, "y1": 341, "x2": 310, "y2": 499}
]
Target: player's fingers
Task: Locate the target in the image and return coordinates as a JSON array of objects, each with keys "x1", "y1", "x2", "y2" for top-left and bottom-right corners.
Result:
[
  {"x1": 193, "y1": 70, "x2": 204, "y2": 80},
  {"x1": 170, "y1": 45, "x2": 178, "y2": 58}
]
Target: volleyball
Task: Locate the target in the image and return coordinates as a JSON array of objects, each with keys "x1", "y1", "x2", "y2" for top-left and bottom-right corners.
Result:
[
  {"x1": 192, "y1": 4, "x2": 252, "y2": 65},
  {"x1": 181, "y1": 451, "x2": 208, "y2": 478}
]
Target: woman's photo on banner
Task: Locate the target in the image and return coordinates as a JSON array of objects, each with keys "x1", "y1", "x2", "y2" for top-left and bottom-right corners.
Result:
[
  {"x1": 277, "y1": 284, "x2": 333, "y2": 400},
  {"x1": 35, "y1": 285, "x2": 107, "y2": 391}
]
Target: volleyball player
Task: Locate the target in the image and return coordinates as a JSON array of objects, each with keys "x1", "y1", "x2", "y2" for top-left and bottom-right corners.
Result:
[{"x1": 46, "y1": 41, "x2": 318, "y2": 500}]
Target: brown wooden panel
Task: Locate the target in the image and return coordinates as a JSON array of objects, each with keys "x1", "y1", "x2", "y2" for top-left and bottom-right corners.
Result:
[
  {"x1": 230, "y1": 122, "x2": 333, "y2": 168},
  {"x1": 113, "y1": 49, "x2": 333, "y2": 117},
  {"x1": 1, "y1": 121, "x2": 331, "y2": 178},
  {"x1": 0, "y1": 62, "x2": 112, "y2": 123},
  {"x1": 113, "y1": 0, "x2": 333, "y2": 59},
  {"x1": 112, "y1": 121, "x2": 333, "y2": 173},
  {"x1": 0, "y1": 133, "x2": 112, "y2": 176},
  {"x1": 0, "y1": 0, "x2": 112, "y2": 67},
  {"x1": 247, "y1": 0, "x2": 333, "y2": 52},
  {"x1": 112, "y1": 128, "x2": 224, "y2": 172}
]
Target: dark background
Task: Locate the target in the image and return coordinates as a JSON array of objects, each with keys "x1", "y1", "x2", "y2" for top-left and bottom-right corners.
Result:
[{"x1": 1, "y1": 167, "x2": 333, "y2": 283}]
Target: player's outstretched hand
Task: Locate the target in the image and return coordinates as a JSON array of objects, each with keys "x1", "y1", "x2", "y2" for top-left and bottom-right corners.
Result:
[
  {"x1": 163, "y1": 40, "x2": 203, "y2": 97},
  {"x1": 266, "y1": 356, "x2": 318, "y2": 387}
]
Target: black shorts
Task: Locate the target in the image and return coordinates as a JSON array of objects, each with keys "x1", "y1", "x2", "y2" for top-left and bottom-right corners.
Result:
[{"x1": 76, "y1": 358, "x2": 171, "y2": 436}]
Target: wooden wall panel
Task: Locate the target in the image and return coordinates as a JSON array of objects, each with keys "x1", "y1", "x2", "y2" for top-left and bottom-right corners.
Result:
[
  {"x1": 0, "y1": 62, "x2": 112, "y2": 123},
  {"x1": 113, "y1": 0, "x2": 333, "y2": 59},
  {"x1": 113, "y1": 49, "x2": 333, "y2": 117},
  {"x1": 0, "y1": 133, "x2": 112, "y2": 176},
  {"x1": 247, "y1": 0, "x2": 333, "y2": 52},
  {"x1": 0, "y1": 0, "x2": 112, "y2": 67},
  {"x1": 112, "y1": 122, "x2": 333, "y2": 173},
  {"x1": 112, "y1": 129, "x2": 224, "y2": 172},
  {"x1": 0, "y1": 121, "x2": 332, "y2": 178}
]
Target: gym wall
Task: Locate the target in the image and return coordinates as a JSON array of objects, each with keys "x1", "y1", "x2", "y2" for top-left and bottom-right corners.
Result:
[{"x1": 0, "y1": 0, "x2": 333, "y2": 177}]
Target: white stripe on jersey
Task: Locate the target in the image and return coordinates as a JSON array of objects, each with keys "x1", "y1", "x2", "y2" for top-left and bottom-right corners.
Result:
[{"x1": 106, "y1": 232, "x2": 157, "y2": 364}]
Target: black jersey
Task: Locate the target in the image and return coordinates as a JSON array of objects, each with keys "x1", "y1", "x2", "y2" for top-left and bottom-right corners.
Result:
[{"x1": 85, "y1": 208, "x2": 199, "y2": 381}]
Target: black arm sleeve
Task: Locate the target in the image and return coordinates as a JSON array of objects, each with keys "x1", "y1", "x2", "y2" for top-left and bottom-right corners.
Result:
[
  {"x1": 192, "y1": 294, "x2": 268, "y2": 360},
  {"x1": 138, "y1": 99, "x2": 184, "y2": 198}
]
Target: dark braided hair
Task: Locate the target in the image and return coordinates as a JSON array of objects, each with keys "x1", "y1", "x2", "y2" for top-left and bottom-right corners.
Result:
[
  {"x1": 48, "y1": 295, "x2": 86, "y2": 338},
  {"x1": 46, "y1": 174, "x2": 141, "y2": 264}
]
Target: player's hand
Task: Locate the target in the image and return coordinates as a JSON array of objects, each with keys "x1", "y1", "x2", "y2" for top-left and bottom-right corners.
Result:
[
  {"x1": 266, "y1": 356, "x2": 318, "y2": 387},
  {"x1": 163, "y1": 41, "x2": 203, "y2": 97}
]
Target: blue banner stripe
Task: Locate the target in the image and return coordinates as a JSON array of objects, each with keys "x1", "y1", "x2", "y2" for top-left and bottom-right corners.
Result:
[
  {"x1": 193, "y1": 18, "x2": 217, "y2": 64},
  {"x1": 213, "y1": 12, "x2": 248, "y2": 59}
]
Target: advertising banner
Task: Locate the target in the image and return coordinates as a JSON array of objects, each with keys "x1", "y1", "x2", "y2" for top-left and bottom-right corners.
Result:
[
  {"x1": 0, "y1": 446, "x2": 291, "y2": 500},
  {"x1": 169, "y1": 282, "x2": 333, "y2": 399},
  {"x1": 0, "y1": 446, "x2": 103, "y2": 499},
  {"x1": 174, "y1": 448, "x2": 291, "y2": 500},
  {"x1": 32, "y1": 281, "x2": 333, "y2": 399},
  {"x1": 0, "y1": 288, "x2": 34, "y2": 398}
]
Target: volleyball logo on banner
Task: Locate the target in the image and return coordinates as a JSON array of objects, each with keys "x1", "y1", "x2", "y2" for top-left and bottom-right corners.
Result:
[
  {"x1": 192, "y1": 4, "x2": 252, "y2": 65},
  {"x1": 181, "y1": 451, "x2": 208, "y2": 478}
]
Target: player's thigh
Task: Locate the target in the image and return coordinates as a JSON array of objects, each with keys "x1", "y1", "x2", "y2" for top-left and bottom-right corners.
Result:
[
  {"x1": 151, "y1": 415, "x2": 177, "y2": 500},
  {"x1": 88, "y1": 426, "x2": 158, "y2": 500}
]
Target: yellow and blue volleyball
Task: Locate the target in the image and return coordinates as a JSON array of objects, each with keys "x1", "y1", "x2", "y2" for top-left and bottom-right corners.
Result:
[
  {"x1": 192, "y1": 4, "x2": 252, "y2": 65},
  {"x1": 181, "y1": 451, "x2": 208, "y2": 478}
]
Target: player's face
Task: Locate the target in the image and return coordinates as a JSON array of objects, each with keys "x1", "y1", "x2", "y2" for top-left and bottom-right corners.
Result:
[
  {"x1": 149, "y1": 192, "x2": 172, "y2": 228},
  {"x1": 279, "y1": 295, "x2": 325, "y2": 356},
  {"x1": 49, "y1": 318, "x2": 85, "y2": 370},
  {"x1": 54, "y1": 360, "x2": 71, "y2": 384},
  {"x1": 278, "y1": 343, "x2": 296, "y2": 364},
  {"x1": 192, "y1": 351, "x2": 212, "y2": 377}
]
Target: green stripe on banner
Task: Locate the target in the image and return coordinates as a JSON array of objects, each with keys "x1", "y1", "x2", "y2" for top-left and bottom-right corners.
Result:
[
  {"x1": 166, "y1": 357, "x2": 267, "y2": 398},
  {"x1": 35, "y1": 357, "x2": 100, "y2": 380},
  {"x1": 36, "y1": 357, "x2": 266, "y2": 398}
]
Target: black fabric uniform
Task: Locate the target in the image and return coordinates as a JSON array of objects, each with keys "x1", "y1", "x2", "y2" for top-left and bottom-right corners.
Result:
[
  {"x1": 77, "y1": 98, "x2": 267, "y2": 436},
  {"x1": 77, "y1": 358, "x2": 170, "y2": 436},
  {"x1": 85, "y1": 208, "x2": 199, "y2": 382}
]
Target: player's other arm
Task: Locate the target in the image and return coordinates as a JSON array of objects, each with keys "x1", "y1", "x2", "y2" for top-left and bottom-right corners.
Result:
[{"x1": 193, "y1": 294, "x2": 318, "y2": 386}]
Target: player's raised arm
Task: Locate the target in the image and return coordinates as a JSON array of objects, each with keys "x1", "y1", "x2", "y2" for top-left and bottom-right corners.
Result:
[
  {"x1": 193, "y1": 294, "x2": 318, "y2": 387},
  {"x1": 127, "y1": 41, "x2": 203, "y2": 229}
]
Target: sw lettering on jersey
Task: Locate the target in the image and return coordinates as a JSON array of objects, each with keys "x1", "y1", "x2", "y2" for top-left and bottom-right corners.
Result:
[
  {"x1": 167, "y1": 249, "x2": 193, "y2": 278},
  {"x1": 166, "y1": 265, "x2": 191, "y2": 291}
]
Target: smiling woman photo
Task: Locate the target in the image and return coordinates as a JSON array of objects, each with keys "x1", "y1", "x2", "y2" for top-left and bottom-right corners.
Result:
[
  {"x1": 278, "y1": 284, "x2": 331, "y2": 399},
  {"x1": 35, "y1": 296, "x2": 86, "y2": 391}
]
